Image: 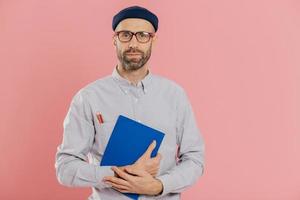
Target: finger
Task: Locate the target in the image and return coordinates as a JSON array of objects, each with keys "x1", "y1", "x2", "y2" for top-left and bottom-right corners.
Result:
[
  {"x1": 118, "y1": 166, "x2": 127, "y2": 171},
  {"x1": 125, "y1": 167, "x2": 149, "y2": 177},
  {"x1": 112, "y1": 166, "x2": 132, "y2": 181},
  {"x1": 103, "y1": 176, "x2": 130, "y2": 187},
  {"x1": 141, "y1": 140, "x2": 156, "y2": 159},
  {"x1": 105, "y1": 181, "x2": 130, "y2": 191},
  {"x1": 113, "y1": 187, "x2": 134, "y2": 194},
  {"x1": 123, "y1": 166, "x2": 138, "y2": 176}
]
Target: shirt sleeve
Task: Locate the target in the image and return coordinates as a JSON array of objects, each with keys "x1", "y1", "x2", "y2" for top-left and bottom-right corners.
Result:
[
  {"x1": 155, "y1": 88, "x2": 205, "y2": 197},
  {"x1": 55, "y1": 90, "x2": 114, "y2": 189}
]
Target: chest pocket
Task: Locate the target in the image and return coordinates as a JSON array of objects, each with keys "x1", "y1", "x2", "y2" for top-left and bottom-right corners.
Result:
[{"x1": 94, "y1": 120, "x2": 116, "y2": 155}]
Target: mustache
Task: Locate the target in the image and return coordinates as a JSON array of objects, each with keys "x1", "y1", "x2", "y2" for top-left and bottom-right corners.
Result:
[{"x1": 124, "y1": 49, "x2": 144, "y2": 54}]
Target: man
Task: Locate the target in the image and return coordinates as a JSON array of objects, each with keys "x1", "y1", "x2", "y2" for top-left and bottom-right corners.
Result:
[{"x1": 55, "y1": 5, "x2": 205, "y2": 200}]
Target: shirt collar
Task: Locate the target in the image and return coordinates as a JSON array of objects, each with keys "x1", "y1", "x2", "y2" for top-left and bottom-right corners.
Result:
[{"x1": 111, "y1": 65, "x2": 153, "y2": 94}]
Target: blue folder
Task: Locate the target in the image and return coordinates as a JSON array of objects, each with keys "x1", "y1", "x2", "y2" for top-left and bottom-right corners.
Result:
[{"x1": 100, "y1": 115, "x2": 165, "y2": 200}]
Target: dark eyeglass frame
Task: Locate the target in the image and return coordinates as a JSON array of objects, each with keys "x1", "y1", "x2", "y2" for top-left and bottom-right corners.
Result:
[{"x1": 114, "y1": 30, "x2": 155, "y2": 43}]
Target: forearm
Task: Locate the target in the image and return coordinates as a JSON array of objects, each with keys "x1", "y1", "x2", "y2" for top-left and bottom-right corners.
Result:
[
  {"x1": 156, "y1": 158, "x2": 204, "y2": 197},
  {"x1": 55, "y1": 153, "x2": 114, "y2": 189}
]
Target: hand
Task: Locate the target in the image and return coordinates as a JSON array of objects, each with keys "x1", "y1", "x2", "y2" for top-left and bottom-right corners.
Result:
[
  {"x1": 132, "y1": 140, "x2": 162, "y2": 176},
  {"x1": 103, "y1": 166, "x2": 163, "y2": 196},
  {"x1": 118, "y1": 140, "x2": 161, "y2": 177}
]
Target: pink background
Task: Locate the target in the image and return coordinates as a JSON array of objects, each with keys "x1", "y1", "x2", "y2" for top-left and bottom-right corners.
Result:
[{"x1": 1, "y1": 0, "x2": 299, "y2": 199}]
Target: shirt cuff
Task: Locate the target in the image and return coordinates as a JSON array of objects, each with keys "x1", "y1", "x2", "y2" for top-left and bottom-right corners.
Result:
[
  {"x1": 95, "y1": 166, "x2": 115, "y2": 189},
  {"x1": 155, "y1": 173, "x2": 172, "y2": 197}
]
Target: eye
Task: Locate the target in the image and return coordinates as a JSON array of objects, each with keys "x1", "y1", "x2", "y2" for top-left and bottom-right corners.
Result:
[
  {"x1": 139, "y1": 32, "x2": 148, "y2": 38},
  {"x1": 123, "y1": 32, "x2": 130, "y2": 37},
  {"x1": 120, "y1": 31, "x2": 131, "y2": 38}
]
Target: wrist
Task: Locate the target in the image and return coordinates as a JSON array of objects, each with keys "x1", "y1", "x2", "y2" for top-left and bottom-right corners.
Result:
[{"x1": 153, "y1": 178, "x2": 163, "y2": 195}]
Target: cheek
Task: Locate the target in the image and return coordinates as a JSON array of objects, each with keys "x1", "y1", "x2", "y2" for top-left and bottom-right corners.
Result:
[
  {"x1": 116, "y1": 47, "x2": 124, "y2": 56},
  {"x1": 142, "y1": 43, "x2": 152, "y2": 51},
  {"x1": 142, "y1": 46, "x2": 151, "y2": 55},
  {"x1": 117, "y1": 44, "x2": 129, "y2": 53}
]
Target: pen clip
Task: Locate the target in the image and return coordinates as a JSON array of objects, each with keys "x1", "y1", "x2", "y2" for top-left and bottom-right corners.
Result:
[{"x1": 96, "y1": 112, "x2": 104, "y2": 124}]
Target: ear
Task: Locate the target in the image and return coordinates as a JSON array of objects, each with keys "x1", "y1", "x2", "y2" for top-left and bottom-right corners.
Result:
[
  {"x1": 152, "y1": 34, "x2": 157, "y2": 47},
  {"x1": 112, "y1": 35, "x2": 117, "y2": 46}
]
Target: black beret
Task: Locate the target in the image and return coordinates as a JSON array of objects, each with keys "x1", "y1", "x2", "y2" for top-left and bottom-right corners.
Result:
[{"x1": 112, "y1": 6, "x2": 159, "y2": 32}]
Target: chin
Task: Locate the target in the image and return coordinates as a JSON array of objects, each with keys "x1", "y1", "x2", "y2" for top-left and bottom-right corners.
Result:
[{"x1": 125, "y1": 64, "x2": 143, "y2": 71}]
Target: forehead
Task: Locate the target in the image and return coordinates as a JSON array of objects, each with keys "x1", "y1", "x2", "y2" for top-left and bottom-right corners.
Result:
[{"x1": 115, "y1": 18, "x2": 155, "y2": 32}]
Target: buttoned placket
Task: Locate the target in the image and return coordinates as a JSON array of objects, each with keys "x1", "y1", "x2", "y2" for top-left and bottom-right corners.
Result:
[
  {"x1": 111, "y1": 66, "x2": 151, "y2": 125},
  {"x1": 125, "y1": 81, "x2": 145, "y2": 123}
]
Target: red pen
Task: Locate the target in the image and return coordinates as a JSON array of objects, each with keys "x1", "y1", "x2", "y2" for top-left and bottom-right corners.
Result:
[{"x1": 96, "y1": 112, "x2": 104, "y2": 124}]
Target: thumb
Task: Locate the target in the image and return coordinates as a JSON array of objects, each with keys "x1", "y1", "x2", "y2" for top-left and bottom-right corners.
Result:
[
  {"x1": 150, "y1": 153, "x2": 162, "y2": 163},
  {"x1": 142, "y1": 140, "x2": 156, "y2": 159}
]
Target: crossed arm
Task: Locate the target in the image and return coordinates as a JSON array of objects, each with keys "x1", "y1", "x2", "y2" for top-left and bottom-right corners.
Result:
[
  {"x1": 56, "y1": 89, "x2": 205, "y2": 198},
  {"x1": 102, "y1": 140, "x2": 164, "y2": 196}
]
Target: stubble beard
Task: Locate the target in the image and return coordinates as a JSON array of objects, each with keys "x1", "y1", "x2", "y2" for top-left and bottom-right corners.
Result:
[{"x1": 117, "y1": 46, "x2": 152, "y2": 71}]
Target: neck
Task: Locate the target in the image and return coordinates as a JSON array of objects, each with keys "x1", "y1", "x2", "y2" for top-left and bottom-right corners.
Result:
[{"x1": 117, "y1": 63, "x2": 149, "y2": 85}]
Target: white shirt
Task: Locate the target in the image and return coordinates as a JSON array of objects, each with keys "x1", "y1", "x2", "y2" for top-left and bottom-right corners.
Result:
[{"x1": 55, "y1": 67, "x2": 205, "y2": 200}]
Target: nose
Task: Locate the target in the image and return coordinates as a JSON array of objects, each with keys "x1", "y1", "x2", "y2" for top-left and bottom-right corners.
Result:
[{"x1": 128, "y1": 35, "x2": 139, "y2": 48}]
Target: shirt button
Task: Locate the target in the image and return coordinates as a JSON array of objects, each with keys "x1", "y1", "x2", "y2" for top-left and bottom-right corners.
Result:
[
  {"x1": 124, "y1": 90, "x2": 128, "y2": 94},
  {"x1": 134, "y1": 98, "x2": 138, "y2": 102}
]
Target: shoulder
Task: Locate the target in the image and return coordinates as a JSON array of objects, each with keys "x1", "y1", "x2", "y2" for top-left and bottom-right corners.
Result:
[
  {"x1": 152, "y1": 73, "x2": 187, "y2": 97},
  {"x1": 152, "y1": 74, "x2": 193, "y2": 116},
  {"x1": 72, "y1": 75, "x2": 113, "y2": 101}
]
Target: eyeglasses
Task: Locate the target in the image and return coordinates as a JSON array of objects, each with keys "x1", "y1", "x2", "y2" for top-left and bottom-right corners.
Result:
[{"x1": 114, "y1": 31, "x2": 155, "y2": 43}]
